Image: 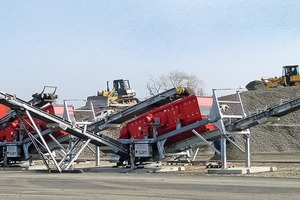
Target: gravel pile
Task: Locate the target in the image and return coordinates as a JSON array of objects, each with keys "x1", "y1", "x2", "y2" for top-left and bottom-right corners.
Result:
[{"x1": 224, "y1": 86, "x2": 300, "y2": 159}]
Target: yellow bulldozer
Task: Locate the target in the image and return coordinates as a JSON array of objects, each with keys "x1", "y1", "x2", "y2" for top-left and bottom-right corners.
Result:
[
  {"x1": 87, "y1": 79, "x2": 139, "y2": 107},
  {"x1": 246, "y1": 65, "x2": 300, "y2": 90}
]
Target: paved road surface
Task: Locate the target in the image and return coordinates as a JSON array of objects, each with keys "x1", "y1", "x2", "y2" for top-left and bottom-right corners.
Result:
[{"x1": 0, "y1": 171, "x2": 299, "y2": 200}]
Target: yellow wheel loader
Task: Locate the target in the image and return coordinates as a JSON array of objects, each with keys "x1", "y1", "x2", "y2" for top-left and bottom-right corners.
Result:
[{"x1": 246, "y1": 65, "x2": 300, "y2": 90}]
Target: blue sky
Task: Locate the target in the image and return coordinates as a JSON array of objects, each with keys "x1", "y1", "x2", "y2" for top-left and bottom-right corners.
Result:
[{"x1": 1, "y1": 1, "x2": 300, "y2": 107}]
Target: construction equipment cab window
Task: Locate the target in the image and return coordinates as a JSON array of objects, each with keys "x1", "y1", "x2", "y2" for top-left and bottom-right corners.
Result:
[
  {"x1": 282, "y1": 65, "x2": 300, "y2": 86},
  {"x1": 114, "y1": 80, "x2": 130, "y2": 96},
  {"x1": 283, "y1": 65, "x2": 299, "y2": 76},
  {"x1": 291, "y1": 66, "x2": 298, "y2": 75}
]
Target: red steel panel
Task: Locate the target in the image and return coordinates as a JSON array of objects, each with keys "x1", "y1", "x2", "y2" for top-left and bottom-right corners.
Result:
[
  {"x1": 119, "y1": 95, "x2": 217, "y2": 146},
  {"x1": 0, "y1": 105, "x2": 8, "y2": 119},
  {"x1": 0, "y1": 104, "x2": 73, "y2": 142}
]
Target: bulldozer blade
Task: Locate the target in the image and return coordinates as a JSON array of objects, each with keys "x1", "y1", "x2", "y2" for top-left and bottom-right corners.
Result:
[{"x1": 86, "y1": 96, "x2": 109, "y2": 108}]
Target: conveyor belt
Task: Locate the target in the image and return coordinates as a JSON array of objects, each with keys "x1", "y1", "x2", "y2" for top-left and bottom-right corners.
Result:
[{"x1": 226, "y1": 96, "x2": 300, "y2": 132}]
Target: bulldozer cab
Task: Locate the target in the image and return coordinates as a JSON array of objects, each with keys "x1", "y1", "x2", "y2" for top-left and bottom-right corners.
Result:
[
  {"x1": 113, "y1": 79, "x2": 136, "y2": 97},
  {"x1": 113, "y1": 79, "x2": 132, "y2": 96}
]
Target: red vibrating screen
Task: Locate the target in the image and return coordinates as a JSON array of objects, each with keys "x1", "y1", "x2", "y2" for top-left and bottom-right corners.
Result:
[{"x1": 119, "y1": 95, "x2": 217, "y2": 146}]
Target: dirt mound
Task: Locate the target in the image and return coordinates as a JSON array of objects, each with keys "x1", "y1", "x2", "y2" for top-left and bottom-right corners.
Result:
[{"x1": 226, "y1": 86, "x2": 300, "y2": 159}]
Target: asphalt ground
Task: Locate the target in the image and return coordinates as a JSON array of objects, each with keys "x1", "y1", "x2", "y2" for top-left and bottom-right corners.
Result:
[{"x1": 0, "y1": 170, "x2": 299, "y2": 200}]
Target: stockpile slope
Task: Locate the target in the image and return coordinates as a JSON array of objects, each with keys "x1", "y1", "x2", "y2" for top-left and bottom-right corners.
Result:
[{"x1": 225, "y1": 86, "x2": 300, "y2": 159}]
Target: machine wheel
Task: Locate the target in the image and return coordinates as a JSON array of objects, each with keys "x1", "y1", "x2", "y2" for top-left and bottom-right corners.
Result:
[{"x1": 130, "y1": 98, "x2": 139, "y2": 104}]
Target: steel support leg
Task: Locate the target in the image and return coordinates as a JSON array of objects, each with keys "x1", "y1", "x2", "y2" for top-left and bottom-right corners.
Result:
[
  {"x1": 48, "y1": 134, "x2": 67, "y2": 155},
  {"x1": 25, "y1": 110, "x2": 62, "y2": 172},
  {"x1": 68, "y1": 136, "x2": 76, "y2": 168},
  {"x1": 58, "y1": 139, "x2": 80, "y2": 167},
  {"x1": 65, "y1": 139, "x2": 91, "y2": 170},
  {"x1": 192, "y1": 129, "x2": 221, "y2": 155},
  {"x1": 192, "y1": 148, "x2": 199, "y2": 162},
  {"x1": 86, "y1": 143, "x2": 96, "y2": 154},
  {"x1": 26, "y1": 131, "x2": 51, "y2": 170},
  {"x1": 22, "y1": 143, "x2": 30, "y2": 160},
  {"x1": 245, "y1": 134, "x2": 251, "y2": 168},
  {"x1": 96, "y1": 146, "x2": 100, "y2": 166},
  {"x1": 221, "y1": 137, "x2": 227, "y2": 169},
  {"x1": 129, "y1": 144, "x2": 135, "y2": 169},
  {"x1": 157, "y1": 140, "x2": 166, "y2": 160},
  {"x1": 63, "y1": 100, "x2": 71, "y2": 122},
  {"x1": 3, "y1": 146, "x2": 7, "y2": 167}
]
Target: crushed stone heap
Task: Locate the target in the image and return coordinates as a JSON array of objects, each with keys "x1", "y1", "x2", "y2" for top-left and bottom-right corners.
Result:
[{"x1": 224, "y1": 86, "x2": 300, "y2": 159}]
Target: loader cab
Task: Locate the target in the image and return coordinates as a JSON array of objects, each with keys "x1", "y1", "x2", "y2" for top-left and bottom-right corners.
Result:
[
  {"x1": 283, "y1": 65, "x2": 299, "y2": 77},
  {"x1": 113, "y1": 79, "x2": 135, "y2": 97},
  {"x1": 282, "y1": 65, "x2": 300, "y2": 86}
]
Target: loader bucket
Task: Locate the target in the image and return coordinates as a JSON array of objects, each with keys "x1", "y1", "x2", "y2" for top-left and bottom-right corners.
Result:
[{"x1": 245, "y1": 80, "x2": 265, "y2": 90}]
